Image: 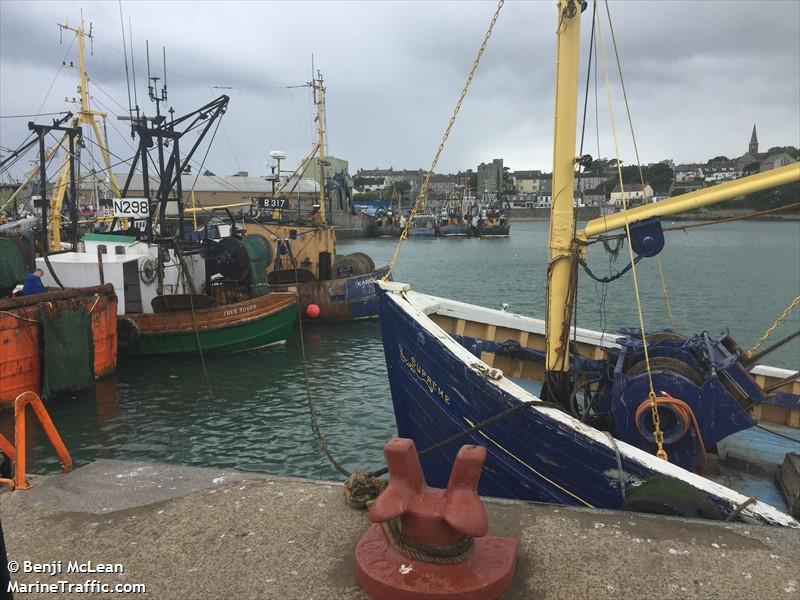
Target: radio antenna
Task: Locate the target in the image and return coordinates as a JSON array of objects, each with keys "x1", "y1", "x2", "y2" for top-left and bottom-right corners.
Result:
[
  {"x1": 146, "y1": 39, "x2": 153, "y2": 100},
  {"x1": 162, "y1": 46, "x2": 168, "y2": 102},
  {"x1": 128, "y1": 18, "x2": 140, "y2": 126},
  {"x1": 118, "y1": 1, "x2": 133, "y2": 122}
]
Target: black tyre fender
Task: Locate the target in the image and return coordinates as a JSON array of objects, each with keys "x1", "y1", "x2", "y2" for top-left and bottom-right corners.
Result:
[
  {"x1": 621, "y1": 476, "x2": 723, "y2": 520},
  {"x1": 117, "y1": 316, "x2": 141, "y2": 348}
]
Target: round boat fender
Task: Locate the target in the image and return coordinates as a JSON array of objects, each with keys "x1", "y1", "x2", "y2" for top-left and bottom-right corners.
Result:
[
  {"x1": 140, "y1": 258, "x2": 157, "y2": 284},
  {"x1": 621, "y1": 476, "x2": 723, "y2": 520},
  {"x1": 117, "y1": 317, "x2": 141, "y2": 347}
]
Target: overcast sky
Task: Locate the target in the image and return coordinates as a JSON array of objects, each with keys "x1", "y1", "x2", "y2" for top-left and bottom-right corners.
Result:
[{"x1": 1, "y1": 0, "x2": 798, "y2": 181}]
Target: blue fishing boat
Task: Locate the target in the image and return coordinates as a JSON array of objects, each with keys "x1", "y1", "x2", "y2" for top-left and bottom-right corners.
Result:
[
  {"x1": 437, "y1": 193, "x2": 471, "y2": 237},
  {"x1": 407, "y1": 214, "x2": 437, "y2": 237},
  {"x1": 376, "y1": 282, "x2": 798, "y2": 526},
  {"x1": 375, "y1": 0, "x2": 800, "y2": 527},
  {"x1": 247, "y1": 221, "x2": 390, "y2": 321},
  {"x1": 438, "y1": 221, "x2": 470, "y2": 237}
]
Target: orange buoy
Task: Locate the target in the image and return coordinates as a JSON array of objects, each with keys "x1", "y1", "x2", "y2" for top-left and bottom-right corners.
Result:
[{"x1": 306, "y1": 303, "x2": 321, "y2": 319}]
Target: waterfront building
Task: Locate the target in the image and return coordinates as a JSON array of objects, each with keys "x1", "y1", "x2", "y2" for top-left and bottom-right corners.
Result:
[
  {"x1": 609, "y1": 182, "x2": 653, "y2": 207},
  {"x1": 354, "y1": 168, "x2": 426, "y2": 194},
  {"x1": 477, "y1": 159, "x2": 504, "y2": 195},
  {"x1": 674, "y1": 164, "x2": 704, "y2": 182},
  {"x1": 734, "y1": 124, "x2": 798, "y2": 173},
  {"x1": 512, "y1": 170, "x2": 542, "y2": 194},
  {"x1": 117, "y1": 173, "x2": 319, "y2": 210}
]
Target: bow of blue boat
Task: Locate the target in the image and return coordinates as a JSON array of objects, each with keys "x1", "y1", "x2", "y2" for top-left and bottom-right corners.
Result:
[{"x1": 375, "y1": 280, "x2": 800, "y2": 528}]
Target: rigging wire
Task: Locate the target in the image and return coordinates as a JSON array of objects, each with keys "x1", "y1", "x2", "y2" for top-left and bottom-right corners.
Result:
[
  {"x1": 596, "y1": 2, "x2": 667, "y2": 460},
  {"x1": 91, "y1": 80, "x2": 130, "y2": 114},
  {"x1": 0, "y1": 112, "x2": 71, "y2": 120},
  {"x1": 287, "y1": 87, "x2": 314, "y2": 144},
  {"x1": 205, "y1": 85, "x2": 243, "y2": 174},
  {"x1": 11, "y1": 135, "x2": 136, "y2": 211},
  {"x1": 603, "y1": 0, "x2": 675, "y2": 329},
  {"x1": 570, "y1": 0, "x2": 598, "y2": 396},
  {"x1": 128, "y1": 18, "x2": 139, "y2": 115},
  {"x1": 186, "y1": 114, "x2": 225, "y2": 206},
  {"x1": 0, "y1": 37, "x2": 77, "y2": 181},
  {"x1": 89, "y1": 97, "x2": 137, "y2": 153},
  {"x1": 118, "y1": 0, "x2": 134, "y2": 119},
  {"x1": 37, "y1": 35, "x2": 76, "y2": 116},
  {"x1": 590, "y1": 3, "x2": 612, "y2": 340}
]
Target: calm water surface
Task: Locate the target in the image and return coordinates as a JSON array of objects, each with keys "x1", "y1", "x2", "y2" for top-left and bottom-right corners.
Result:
[{"x1": 3, "y1": 220, "x2": 798, "y2": 478}]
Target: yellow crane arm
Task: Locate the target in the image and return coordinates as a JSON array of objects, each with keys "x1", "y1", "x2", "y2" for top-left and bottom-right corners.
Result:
[
  {"x1": 48, "y1": 149, "x2": 74, "y2": 251},
  {"x1": 578, "y1": 162, "x2": 800, "y2": 241}
]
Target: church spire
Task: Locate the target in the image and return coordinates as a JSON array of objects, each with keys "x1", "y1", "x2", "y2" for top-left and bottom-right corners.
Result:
[{"x1": 749, "y1": 124, "x2": 758, "y2": 155}]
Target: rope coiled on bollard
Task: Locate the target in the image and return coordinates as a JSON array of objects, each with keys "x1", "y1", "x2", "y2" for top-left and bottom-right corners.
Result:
[{"x1": 381, "y1": 519, "x2": 474, "y2": 565}]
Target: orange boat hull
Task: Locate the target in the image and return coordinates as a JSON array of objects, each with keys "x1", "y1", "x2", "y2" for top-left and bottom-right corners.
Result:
[{"x1": 0, "y1": 285, "x2": 118, "y2": 404}]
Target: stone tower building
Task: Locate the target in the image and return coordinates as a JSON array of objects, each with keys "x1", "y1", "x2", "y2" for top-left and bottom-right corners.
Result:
[{"x1": 749, "y1": 124, "x2": 758, "y2": 155}]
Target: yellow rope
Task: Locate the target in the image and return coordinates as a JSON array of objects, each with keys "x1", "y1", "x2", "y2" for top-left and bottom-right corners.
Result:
[
  {"x1": 383, "y1": 0, "x2": 505, "y2": 280},
  {"x1": 603, "y1": 0, "x2": 675, "y2": 331},
  {"x1": 0, "y1": 310, "x2": 38, "y2": 323},
  {"x1": 745, "y1": 295, "x2": 800, "y2": 358},
  {"x1": 87, "y1": 295, "x2": 101, "y2": 314},
  {"x1": 655, "y1": 256, "x2": 675, "y2": 329},
  {"x1": 596, "y1": 4, "x2": 666, "y2": 460}
]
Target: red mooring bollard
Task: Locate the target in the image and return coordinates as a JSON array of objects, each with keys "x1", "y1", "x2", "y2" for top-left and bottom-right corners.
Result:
[{"x1": 355, "y1": 438, "x2": 518, "y2": 600}]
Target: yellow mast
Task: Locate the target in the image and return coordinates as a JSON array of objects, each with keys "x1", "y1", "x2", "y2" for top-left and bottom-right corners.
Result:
[
  {"x1": 545, "y1": 0, "x2": 583, "y2": 375},
  {"x1": 48, "y1": 12, "x2": 121, "y2": 250},
  {"x1": 545, "y1": 1, "x2": 800, "y2": 383},
  {"x1": 312, "y1": 71, "x2": 327, "y2": 224}
]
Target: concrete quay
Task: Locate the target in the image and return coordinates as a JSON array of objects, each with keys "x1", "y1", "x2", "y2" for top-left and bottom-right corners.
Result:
[{"x1": 1, "y1": 459, "x2": 798, "y2": 599}]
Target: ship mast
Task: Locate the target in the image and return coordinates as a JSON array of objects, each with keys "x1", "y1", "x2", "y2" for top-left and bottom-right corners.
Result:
[
  {"x1": 49, "y1": 12, "x2": 121, "y2": 250},
  {"x1": 544, "y1": 0, "x2": 584, "y2": 388},
  {"x1": 544, "y1": 0, "x2": 800, "y2": 397},
  {"x1": 312, "y1": 69, "x2": 328, "y2": 224}
]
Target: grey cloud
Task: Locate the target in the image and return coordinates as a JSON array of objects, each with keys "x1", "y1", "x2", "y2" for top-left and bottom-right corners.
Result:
[{"x1": 1, "y1": 0, "x2": 798, "y2": 181}]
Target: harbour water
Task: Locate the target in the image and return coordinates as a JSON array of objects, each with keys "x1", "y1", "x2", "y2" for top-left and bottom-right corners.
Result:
[{"x1": 3, "y1": 220, "x2": 798, "y2": 479}]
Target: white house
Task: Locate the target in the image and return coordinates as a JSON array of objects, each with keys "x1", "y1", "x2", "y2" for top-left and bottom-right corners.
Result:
[
  {"x1": 674, "y1": 164, "x2": 703, "y2": 183},
  {"x1": 609, "y1": 183, "x2": 653, "y2": 207}
]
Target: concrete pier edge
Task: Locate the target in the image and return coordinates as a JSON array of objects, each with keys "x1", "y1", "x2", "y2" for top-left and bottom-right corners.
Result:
[{"x1": 1, "y1": 459, "x2": 798, "y2": 599}]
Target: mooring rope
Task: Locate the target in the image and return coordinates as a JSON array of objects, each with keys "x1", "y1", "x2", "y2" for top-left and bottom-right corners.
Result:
[
  {"x1": 287, "y1": 244, "x2": 353, "y2": 479},
  {"x1": 381, "y1": 519, "x2": 475, "y2": 564}
]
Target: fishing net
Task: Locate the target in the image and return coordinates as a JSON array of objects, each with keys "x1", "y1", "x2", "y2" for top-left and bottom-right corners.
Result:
[
  {"x1": 39, "y1": 300, "x2": 93, "y2": 398},
  {"x1": 242, "y1": 235, "x2": 272, "y2": 298},
  {"x1": 0, "y1": 238, "x2": 26, "y2": 297}
]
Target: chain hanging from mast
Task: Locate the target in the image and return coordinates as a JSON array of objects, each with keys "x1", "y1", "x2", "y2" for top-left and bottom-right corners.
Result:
[{"x1": 383, "y1": 0, "x2": 505, "y2": 279}]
